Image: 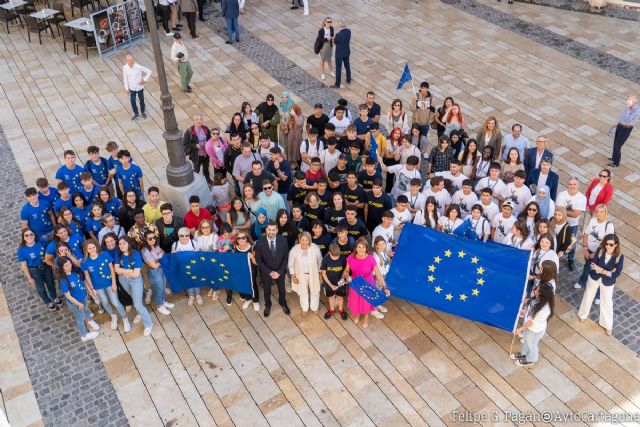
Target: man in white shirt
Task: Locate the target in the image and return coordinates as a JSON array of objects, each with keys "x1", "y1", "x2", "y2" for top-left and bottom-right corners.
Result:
[
  {"x1": 300, "y1": 128, "x2": 324, "y2": 172},
  {"x1": 501, "y1": 170, "x2": 531, "y2": 217},
  {"x1": 556, "y1": 177, "x2": 586, "y2": 270},
  {"x1": 328, "y1": 106, "x2": 350, "y2": 137},
  {"x1": 475, "y1": 162, "x2": 506, "y2": 205},
  {"x1": 500, "y1": 124, "x2": 532, "y2": 160},
  {"x1": 403, "y1": 178, "x2": 426, "y2": 219},
  {"x1": 170, "y1": 33, "x2": 193, "y2": 93},
  {"x1": 491, "y1": 202, "x2": 516, "y2": 245},
  {"x1": 478, "y1": 188, "x2": 499, "y2": 222},
  {"x1": 390, "y1": 195, "x2": 412, "y2": 245},
  {"x1": 422, "y1": 176, "x2": 451, "y2": 216},
  {"x1": 380, "y1": 155, "x2": 421, "y2": 200},
  {"x1": 452, "y1": 179, "x2": 478, "y2": 219},
  {"x1": 122, "y1": 54, "x2": 152, "y2": 121},
  {"x1": 320, "y1": 137, "x2": 340, "y2": 174},
  {"x1": 372, "y1": 211, "x2": 395, "y2": 254},
  {"x1": 436, "y1": 159, "x2": 467, "y2": 194}
]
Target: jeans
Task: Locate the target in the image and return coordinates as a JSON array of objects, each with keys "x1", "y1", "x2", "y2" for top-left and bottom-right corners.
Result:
[
  {"x1": 120, "y1": 275, "x2": 153, "y2": 327},
  {"x1": 522, "y1": 328, "x2": 545, "y2": 363},
  {"x1": 225, "y1": 17, "x2": 239, "y2": 41},
  {"x1": 334, "y1": 54, "x2": 351, "y2": 86},
  {"x1": 96, "y1": 287, "x2": 126, "y2": 317},
  {"x1": 578, "y1": 250, "x2": 600, "y2": 299},
  {"x1": 187, "y1": 287, "x2": 200, "y2": 297},
  {"x1": 193, "y1": 154, "x2": 211, "y2": 182},
  {"x1": 129, "y1": 89, "x2": 145, "y2": 115},
  {"x1": 147, "y1": 267, "x2": 167, "y2": 306},
  {"x1": 29, "y1": 265, "x2": 57, "y2": 304},
  {"x1": 567, "y1": 225, "x2": 578, "y2": 262},
  {"x1": 66, "y1": 298, "x2": 91, "y2": 336},
  {"x1": 611, "y1": 125, "x2": 632, "y2": 165},
  {"x1": 418, "y1": 124, "x2": 430, "y2": 138}
]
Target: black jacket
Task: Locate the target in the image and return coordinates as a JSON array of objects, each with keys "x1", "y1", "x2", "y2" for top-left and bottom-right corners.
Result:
[
  {"x1": 182, "y1": 125, "x2": 211, "y2": 164},
  {"x1": 155, "y1": 216, "x2": 185, "y2": 253},
  {"x1": 334, "y1": 27, "x2": 351, "y2": 58},
  {"x1": 223, "y1": 145, "x2": 242, "y2": 176},
  {"x1": 254, "y1": 235, "x2": 289, "y2": 276}
]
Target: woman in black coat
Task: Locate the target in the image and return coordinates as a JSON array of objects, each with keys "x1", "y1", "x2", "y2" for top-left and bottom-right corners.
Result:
[{"x1": 314, "y1": 17, "x2": 334, "y2": 81}]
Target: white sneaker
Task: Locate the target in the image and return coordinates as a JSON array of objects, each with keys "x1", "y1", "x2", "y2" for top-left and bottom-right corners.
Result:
[
  {"x1": 253, "y1": 302, "x2": 260, "y2": 312},
  {"x1": 573, "y1": 283, "x2": 582, "y2": 289},
  {"x1": 165, "y1": 32, "x2": 174, "y2": 36},
  {"x1": 242, "y1": 299, "x2": 251, "y2": 310},
  {"x1": 330, "y1": 71, "x2": 335, "y2": 77},
  {"x1": 157, "y1": 305, "x2": 171, "y2": 315},
  {"x1": 321, "y1": 74, "x2": 326, "y2": 80},
  {"x1": 133, "y1": 314, "x2": 141, "y2": 324},
  {"x1": 163, "y1": 301, "x2": 175, "y2": 309},
  {"x1": 196, "y1": 295, "x2": 204, "y2": 305},
  {"x1": 165, "y1": 287, "x2": 172, "y2": 296},
  {"x1": 123, "y1": 318, "x2": 132, "y2": 332},
  {"x1": 371, "y1": 309, "x2": 384, "y2": 319},
  {"x1": 145, "y1": 289, "x2": 152, "y2": 305},
  {"x1": 81, "y1": 331, "x2": 99, "y2": 342},
  {"x1": 97, "y1": 307, "x2": 105, "y2": 314},
  {"x1": 595, "y1": 298, "x2": 600, "y2": 305},
  {"x1": 88, "y1": 320, "x2": 101, "y2": 331},
  {"x1": 211, "y1": 290, "x2": 219, "y2": 301},
  {"x1": 187, "y1": 296, "x2": 195, "y2": 306},
  {"x1": 110, "y1": 314, "x2": 118, "y2": 330},
  {"x1": 143, "y1": 325, "x2": 153, "y2": 336},
  {"x1": 377, "y1": 305, "x2": 388, "y2": 313}
]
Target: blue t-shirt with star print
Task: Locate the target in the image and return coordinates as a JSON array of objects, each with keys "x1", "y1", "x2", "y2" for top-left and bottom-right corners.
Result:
[
  {"x1": 59, "y1": 271, "x2": 88, "y2": 302},
  {"x1": 55, "y1": 164, "x2": 84, "y2": 195},
  {"x1": 20, "y1": 202, "x2": 54, "y2": 240},
  {"x1": 116, "y1": 164, "x2": 144, "y2": 197},
  {"x1": 81, "y1": 252, "x2": 114, "y2": 289},
  {"x1": 116, "y1": 250, "x2": 143, "y2": 270},
  {"x1": 17, "y1": 241, "x2": 47, "y2": 268}
]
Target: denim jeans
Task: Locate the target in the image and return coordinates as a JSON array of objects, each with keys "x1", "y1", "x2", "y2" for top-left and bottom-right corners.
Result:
[
  {"x1": 147, "y1": 267, "x2": 167, "y2": 306},
  {"x1": 187, "y1": 287, "x2": 201, "y2": 297},
  {"x1": 578, "y1": 250, "x2": 600, "y2": 299},
  {"x1": 418, "y1": 124, "x2": 430, "y2": 138},
  {"x1": 129, "y1": 89, "x2": 145, "y2": 115},
  {"x1": 119, "y1": 275, "x2": 153, "y2": 327},
  {"x1": 225, "y1": 17, "x2": 239, "y2": 42},
  {"x1": 29, "y1": 265, "x2": 57, "y2": 304},
  {"x1": 522, "y1": 328, "x2": 545, "y2": 363},
  {"x1": 96, "y1": 287, "x2": 126, "y2": 317},
  {"x1": 66, "y1": 298, "x2": 91, "y2": 336},
  {"x1": 567, "y1": 225, "x2": 578, "y2": 261}
]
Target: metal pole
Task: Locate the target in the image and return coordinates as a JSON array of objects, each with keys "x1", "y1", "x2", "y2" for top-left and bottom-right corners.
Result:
[{"x1": 142, "y1": 0, "x2": 194, "y2": 187}]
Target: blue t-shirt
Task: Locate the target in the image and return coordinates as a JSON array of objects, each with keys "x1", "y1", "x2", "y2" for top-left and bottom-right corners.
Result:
[
  {"x1": 17, "y1": 242, "x2": 46, "y2": 267},
  {"x1": 38, "y1": 187, "x2": 60, "y2": 208},
  {"x1": 85, "y1": 216, "x2": 103, "y2": 236},
  {"x1": 84, "y1": 158, "x2": 110, "y2": 186},
  {"x1": 55, "y1": 164, "x2": 84, "y2": 195},
  {"x1": 46, "y1": 233, "x2": 85, "y2": 259},
  {"x1": 59, "y1": 271, "x2": 87, "y2": 302},
  {"x1": 103, "y1": 247, "x2": 117, "y2": 261},
  {"x1": 103, "y1": 198, "x2": 122, "y2": 217},
  {"x1": 71, "y1": 206, "x2": 90, "y2": 230},
  {"x1": 68, "y1": 221, "x2": 82, "y2": 236},
  {"x1": 53, "y1": 196, "x2": 73, "y2": 215},
  {"x1": 82, "y1": 252, "x2": 113, "y2": 290},
  {"x1": 20, "y1": 202, "x2": 54, "y2": 238},
  {"x1": 116, "y1": 250, "x2": 143, "y2": 270},
  {"x1": 353, "y1": 117, "x2": 374, "y2": 135},
  {"x1": 79, "y1": 185, "x2": 98, "y2": 204},
  {"x1": 116, "y1": 164, "x2": 144, "y2": 197}
]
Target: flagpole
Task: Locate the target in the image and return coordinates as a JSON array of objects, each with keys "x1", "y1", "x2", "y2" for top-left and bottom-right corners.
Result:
[{"x1": 410, "y1": 78, "x2": 417, "y2": 96}]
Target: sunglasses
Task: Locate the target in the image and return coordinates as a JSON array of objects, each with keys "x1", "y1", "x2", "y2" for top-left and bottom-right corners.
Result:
[
  {"x1": 606, "y1": 242, "x2": 617, "y2": 247},
  {"x1": 326, "y1": 20, "x2": 332, "y2": 23},
  {"x1": 237, "y1": 236, "x2": 247, "y2": 240},
  {"x1": 24, "y1": 233, "x2": 35, "y2": 237},
  {"x1": 179, "y1": 234, "x2": 190, "y2": 238},
  {"x1": 599, "y1": 174, "x2": 609, "y2": 178},
  {"x1": 263, "y1": 186, "x2": 273, "y2": 190},
  {"x1": 146, "y1": 236, "x2": 156, "y2": 241},
  {"x1": 212, "y1": 132, "x2": 220, "y2": 135},
  {"x1": 528, "y1": 208, "x2": 538, "y2": 211},
  {"x1": 201, "y1": 225, "x2": 211, "y2": 229}
]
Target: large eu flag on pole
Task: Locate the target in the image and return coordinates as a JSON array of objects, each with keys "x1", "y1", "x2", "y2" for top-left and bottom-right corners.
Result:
[
  {"x1": 160, "y1": 252, "x2": 253, "y2": 295},
  {"x1": 386, "y1": 224, "x2": 531, "y2": 331}
]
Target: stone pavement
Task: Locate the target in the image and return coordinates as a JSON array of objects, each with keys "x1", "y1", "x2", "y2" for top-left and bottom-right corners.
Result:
[{"x1": 1, "y1": 0, "x2": 640, "y2": 425}]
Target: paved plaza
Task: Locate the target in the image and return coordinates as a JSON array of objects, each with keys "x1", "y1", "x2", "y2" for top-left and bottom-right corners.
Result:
[{"x1": 1, "y1": 0, "x2": 640, "y2": 425}]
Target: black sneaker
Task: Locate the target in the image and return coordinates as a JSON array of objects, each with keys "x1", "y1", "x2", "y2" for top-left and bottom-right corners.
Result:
[
  {"x1": 324, "y1": 310, "x2": 334, "y2": 320},
  {"x1": 516, "y1": 359, "x2": 534, "y2": 367},
  {"x1": 607, "y1": 162, "x2": 619, "y2": 168},
  {"x1": 54, "y1": 297, "x2": 63, "y2": 306},
  {"x1": 141, "y1": 112, "x2": 147, "y2": 119},
  {"x1": 131, "y1": 114, "x2": 140, "y2": 121},
  {"x1": 568, "y1": 260, "x2": 575, "y2": 271},
  {"x1": 226, "y1": 294, "x2": 232, "y2": 306},
  {"x1": 47, "y1": 303, "x2": 58, "y2": 312},
  {"x1": 510, "y1": 352, "x2": 525, "y2": 360},
  {"x1": 339, "y1": 310, "x2": 348, "y2": 320}
]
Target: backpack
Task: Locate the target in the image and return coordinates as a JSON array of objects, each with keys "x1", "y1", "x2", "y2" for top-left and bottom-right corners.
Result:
[{"x1": 303, "y1": 139, "x2": 325, "y2": 156}]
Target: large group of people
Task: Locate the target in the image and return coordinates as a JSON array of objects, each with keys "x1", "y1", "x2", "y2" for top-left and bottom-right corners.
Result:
[{"x1": 20, "y1": 63, "x2": 629, "y2": 366}]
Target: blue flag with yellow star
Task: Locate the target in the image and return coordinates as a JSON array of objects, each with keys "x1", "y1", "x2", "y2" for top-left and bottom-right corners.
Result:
[
  {"x1": 386, "y1": 224, "x2": 531, "y2": 332},
  {"x1": 160, "y1": 252, "x2": 253, "y2": 295}
]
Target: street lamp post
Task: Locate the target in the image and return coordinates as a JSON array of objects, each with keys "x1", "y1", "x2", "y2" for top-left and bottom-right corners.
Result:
[{"x1": 142, "y1": 0, "x2": 193, "y2": 187}]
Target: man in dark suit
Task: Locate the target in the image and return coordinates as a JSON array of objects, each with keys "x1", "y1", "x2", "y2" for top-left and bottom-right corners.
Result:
[
  {"x1": 523, "y1": 135, "x2": 553, "y2": 174},
  {"x1": 330, "y1": 20, "x2": 351, "y2": 89},
  {"x1": 254, "y1": 222, "x2": 290, "y2": 317},
  {"x1": 525, "y1": 158, "x2": 559, "y2": 201}
]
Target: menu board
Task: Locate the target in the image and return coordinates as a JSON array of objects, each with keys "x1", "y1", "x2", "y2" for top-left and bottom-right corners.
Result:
[{"x1": 91, "y1": 0, "x2": 144, "y2": 57}]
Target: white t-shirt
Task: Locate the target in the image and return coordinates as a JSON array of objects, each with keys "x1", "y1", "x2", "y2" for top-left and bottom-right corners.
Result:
[
  {"x1": 452, "y1": 190, "x2": 478, "y2": 220},
  {"x1": 329, "y1": 116, "x2": 350, "y2": 135},
  {"x1": 556, "y1": 190, "x2": 587, "y2": 227},
  {"x1": 475, "y1": 158, "x2": 491, "y2": 179},
  {"x1": 468, "y1": 217, "x2": 491, "y2": 240},
  {"x1": 584, "y1": 218, "x2": 615, "y2": 252},
  {"x1": 194, "y1": 233, "x2": 219, "y2": 252},
  {"x1": 172, "y1": 239, "x2": 197, "y2": 252},
  {"x1": 396, "y1": 145, "x2": 421, "y2": 165},
  {"x1": 437, "y1": 216, "x2": 463, "y2": 234},
  {"x1": 588, "y1": 183, "x2": 604, "y2": 206},
  {"x1": 413, "y1": 210, "x2": 437, "y2": 227},
  {"x1": 501, "y1": 183, "x2": 533, "y2": 216},
  {"x1": 372, "y1": 224, "x2": 394, "y2": 253},
  {"x1": 536, "y1": 173, "x2": 549, "y2": 193},
  {"x1": 403, "y1": 191, "x2": 426, "y2": 215},
  {"x1": 491, "y1": 214, "x2": 517, "y2": 244},
  {"x1": 479, "y1": 201, "x2": 499, "y2": 222},
  {"x1": 388, "y1": 164, "x2": 421, "y2": 199},
  {"x1": 422, "y1": 188, "x2": 452, "y2": 216},
  {"x1": 436, "y1": 171, "x2": 468, "y2": 193},
  {"x1": 300, "y1": 140, "x2": 324, "y2": 172},
  {"x1": 527, "y1": 302, "x2": 551, "y2": 333},
  {"x1": 475, "y1": 177, "x2": 506, "y2": 204},
  {"x1": 320, "y1": 149, "x2": 340, "y2": 173},
  {"x1": 505, "y1": 233, "x2": 534, "y2": 250},
  {"x1": 391, "y1": 208, "x2": 412, "y2": 243}
]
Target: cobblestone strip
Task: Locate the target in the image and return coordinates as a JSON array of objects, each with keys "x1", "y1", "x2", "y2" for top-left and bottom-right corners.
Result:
[
  {"x1": 202, "y1": 5, "x2": 640, "y2": 356},
  {"x1": 515, "y1": 0, "x2": 640, "y2": 22},
  {"x1": 0, "y1": 127, "x2": 128, "y2": 427},
  {"x1": 451, "y1": 0, "x2": 640, "y2": 86}
]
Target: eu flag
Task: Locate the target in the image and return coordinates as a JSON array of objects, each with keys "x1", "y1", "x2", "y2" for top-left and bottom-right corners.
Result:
[
  {"x1": 351, "y1": 276, "x2": 388, "y2": 307},
  {"x1": 396, "y1": 62, "x2": 413, "y2": 90},
  {"x1": 160, "y1": 252, "x2": 253, "y2": 295},
  {"x1": 386, "y1": 224, "x2": 531, "y2": 331},
  {"x1": 368, "y1": 132, "x2": 378, "y2": 162}
]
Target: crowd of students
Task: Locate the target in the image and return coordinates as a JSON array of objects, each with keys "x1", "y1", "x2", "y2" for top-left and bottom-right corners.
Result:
[{"x1": 18, "y1": 87, "x2": 624, "y2": 366}]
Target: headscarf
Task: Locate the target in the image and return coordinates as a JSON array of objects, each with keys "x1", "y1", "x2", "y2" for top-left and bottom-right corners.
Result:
[
  {"x1": 253, "y1": 208, "x2": 269, "y2": 240},
  {"x1": 534, "y1": 185, "x2": 551, "y2": 219},
  {"x1": 256, "y1": 94, "x2": 278, "y2": 121},
  {"x1": 279, "y1": 91, "x2": 295, "y2": 113}
]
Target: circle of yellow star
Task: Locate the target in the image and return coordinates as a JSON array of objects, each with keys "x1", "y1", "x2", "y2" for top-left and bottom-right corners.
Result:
[
  {"x1": 472, "y1": 289, "x2": 480, "y2": 296},
  {"x1": 444, "y1": 250, "x2": 452, "y2": 257},
  {"x1": 458, "y1": 250, "x2": 466, "y2": 258},
  {"x1": 427, "y1": 275, "x2": 436, "y2": 282},
  {"x1": 434, "y1": 286, "x2": 442, "y2": 293},
  {"x1": 476, "y1": 267, "x2": 484, "y2": 275},
  {"x1": 477, "y1": 278, "x2": 485, "y2": 286},
  {"x1": 459, "y1": 294, "x2": 468, "y2": 301},
  {"x1": 445, "y1": 293, "x2": 453, "y2": 301},
  {"x1": 471, "y1": 256, "x2": 479, "y2": 264},
  {"x1": 434, "y1": 256, "x2": 442, "y2": 264},
  {"x1": 428, "y1": 265, "x2": 436, "y2": 272}
]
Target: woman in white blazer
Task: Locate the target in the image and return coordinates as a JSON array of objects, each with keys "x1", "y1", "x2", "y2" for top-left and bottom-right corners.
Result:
[{"x1": 288, "y1": 232, "x2": 323, "y2": 316}]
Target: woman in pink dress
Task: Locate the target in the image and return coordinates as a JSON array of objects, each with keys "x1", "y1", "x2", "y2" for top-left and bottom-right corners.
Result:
[{"x1": 344, "y1": 237, "x2": 390, "y2": 328}]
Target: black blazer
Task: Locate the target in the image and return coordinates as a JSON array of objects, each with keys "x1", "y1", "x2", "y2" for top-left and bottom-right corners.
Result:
[
  {"x1": 314, "y1": 27, "x2": 334, "y2": 52},
  {"x1": 589, "y1": 249, "x2": 624, "y2": 286},
  {"x1": 334, "y1": 28, "x2": 351, "y2": 58},
  {"x1": 255, "y1": 235, "x2": 289, "y2": 275},
  {"x1": 525, "y1": 168, "x2": 559, "y2": 201},
  {"x1": 554, "y1": 222, "x2": 572, "y2": 254},
  {"x1": 523, "y1": 148, "x2": 553, "y2": 174}
]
